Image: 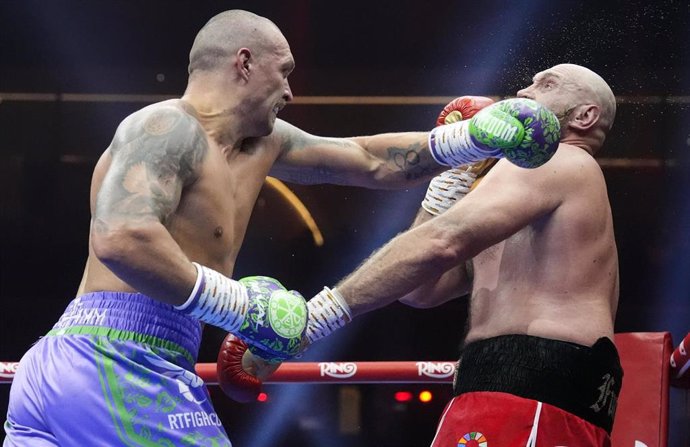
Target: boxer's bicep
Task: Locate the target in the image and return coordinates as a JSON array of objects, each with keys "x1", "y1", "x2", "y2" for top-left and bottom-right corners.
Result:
[{"x1": 270, "y1": 121, "x2": 359, "y2": 184}]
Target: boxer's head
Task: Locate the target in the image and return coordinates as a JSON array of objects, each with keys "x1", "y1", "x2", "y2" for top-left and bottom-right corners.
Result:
[
  {"x1": 518, "y1": 64, "x2": 615, "y2": 152},
  {"x1": 188, "y1": 10, "x2": 294, "y2": 136}
]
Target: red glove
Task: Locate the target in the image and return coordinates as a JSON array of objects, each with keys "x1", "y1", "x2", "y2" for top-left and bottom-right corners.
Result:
[
  {"x1": 671, "y1": 332, "x2": 690, "y2": 388},
  {"x1": 436, "y1": 96, "x2": 495, "y2": 126},
  {"x1": 217, "y1": 333, "x2": 280, "y2": 403}
]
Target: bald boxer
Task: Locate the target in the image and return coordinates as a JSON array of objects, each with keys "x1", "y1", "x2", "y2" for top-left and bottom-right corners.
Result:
[
  {"x1": 3, "y1": 8, "x2": 558, "y2": 447},
  {"x1": 301, "y1": 64, "x2": 622, "y2": 446}
]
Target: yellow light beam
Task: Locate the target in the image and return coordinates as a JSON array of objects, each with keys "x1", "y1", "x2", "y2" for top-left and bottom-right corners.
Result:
[{"x1": 265, "y1": 177, "x2": 324, "y2": 247}]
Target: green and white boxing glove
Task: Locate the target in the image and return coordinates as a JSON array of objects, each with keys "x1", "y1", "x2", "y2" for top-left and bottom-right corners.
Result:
[
  {"x1": 429, "y1": 98, "x2": 561, "y2": 169},
  {"x1": 175, "y1": 263, "x2": 307, "y2": 362}
]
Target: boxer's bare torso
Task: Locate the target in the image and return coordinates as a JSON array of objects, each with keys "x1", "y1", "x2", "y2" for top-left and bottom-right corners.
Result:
[
  {"x1": 465, "y1": 143, "x2": 618, "y2": 347},
  {"x1": 80, "y1": 99, "x2": 279, "y2": 295}
]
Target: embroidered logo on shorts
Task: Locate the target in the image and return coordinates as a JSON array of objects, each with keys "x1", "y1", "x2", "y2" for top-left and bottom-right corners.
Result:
[
  {"x1": 590, "y1": 372, "x2": 618, "y2": 417},
  {"x1": 145, "y1": 354, "x2": 206, "y2": 404},
  {"x1": 458, "y1": 431, "x2": 488, "y2": 447}
]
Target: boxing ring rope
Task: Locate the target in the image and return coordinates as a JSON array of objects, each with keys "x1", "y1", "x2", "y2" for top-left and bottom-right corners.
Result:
[
  {"x1": 2, "y1": 333, "x2": 689, "y2": 386},
  {"x1": 0, "y1": 361, "x2": 457, "y2": 385}
]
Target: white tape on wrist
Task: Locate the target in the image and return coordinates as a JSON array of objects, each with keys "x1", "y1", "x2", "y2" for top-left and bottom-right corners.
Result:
[
  {"x1": 428, "y1": 120, "x2": 485, "y2": 167},
  {"x1": 306, "y1": 287, "x2": 353, "y2": 344},
  {"x1": 421, "y1": 168, "x2": 477, "y2": 216},
  {"x1": 175, "y1": 262, "x2": 249, "y2": 332}
]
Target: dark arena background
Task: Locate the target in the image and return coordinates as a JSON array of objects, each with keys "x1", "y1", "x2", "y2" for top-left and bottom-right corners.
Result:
[{"x1": 1, "y1": 1, "x2": 689, "y2": 446}]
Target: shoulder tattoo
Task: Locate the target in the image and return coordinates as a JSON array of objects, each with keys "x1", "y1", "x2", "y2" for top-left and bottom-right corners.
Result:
[{"x1": 97, "y1": 106, "x2": 208, "y2": 224}]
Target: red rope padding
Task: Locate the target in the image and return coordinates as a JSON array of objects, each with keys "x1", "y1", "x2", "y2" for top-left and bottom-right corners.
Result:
[{"x1": 1, "y1": 361, "x2": 456, "y2": 385}]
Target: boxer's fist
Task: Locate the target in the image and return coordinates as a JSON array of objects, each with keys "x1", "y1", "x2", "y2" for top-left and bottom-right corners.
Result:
[
  {"x1": 237, "y1": 276, "x2": 308, "y2": 362},
  {"x1": 429, "y1": 98, "x2": 561, "y2": 169},
  {"x1": 436, "y1": 96, "x2": 495, "y2": 126},
  {"x1": 217, "y1": 333, "x2": 280, "y2": 403}
]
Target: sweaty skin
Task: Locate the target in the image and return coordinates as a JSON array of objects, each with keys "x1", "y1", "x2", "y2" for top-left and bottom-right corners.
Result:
[{"x1": 337, "y1": 63, "x2": 618, "y2": 348}]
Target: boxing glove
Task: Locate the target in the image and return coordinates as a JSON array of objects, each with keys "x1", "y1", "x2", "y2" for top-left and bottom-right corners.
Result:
[
  {"x1": 429, "y1": 98, "x2": 561, "y2": 169},
  {"x1": 423, "y1": 96, "x2": 497, "y2": 215},
  {"x1": 217, "y1": 333, "x2": 280, "y2": 403},
  {"x1": 176, "y1": 264, "x2": 307, "y2": 362},
  {"x1": 237, "y1": 276, "x2": 308, "y2": 362},
  {"x1": 436, "y1": 96, "x2": 495, "y2": 126},
  {"x1": 422, "y1": 168, "x2": 478, "y2": 216}
]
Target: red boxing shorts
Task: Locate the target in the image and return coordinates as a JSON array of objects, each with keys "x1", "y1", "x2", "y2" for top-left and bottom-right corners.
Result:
[
  {"x1": 430, "y1": 392, "x2": 610, "y2": 447},
  {"x1": 431, "y1": 334, "x2": 622, "y2": 447}
]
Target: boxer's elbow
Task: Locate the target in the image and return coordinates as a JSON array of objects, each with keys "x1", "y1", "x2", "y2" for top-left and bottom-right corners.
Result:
[
  {"x1": 425, "y1": 220, "x2": 478, "y2": 269},
  {"x1": 92, "y1": 219, "x2": 158, "y2": 270}
]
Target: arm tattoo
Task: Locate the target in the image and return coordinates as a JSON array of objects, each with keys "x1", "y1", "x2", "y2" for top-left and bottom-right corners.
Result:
[
  {"x1": 96, "y1": 105, "x2": 208, "y2": 225},
  {"x1": 387, "y1": 142, "x2": 437, "y2": 181}
]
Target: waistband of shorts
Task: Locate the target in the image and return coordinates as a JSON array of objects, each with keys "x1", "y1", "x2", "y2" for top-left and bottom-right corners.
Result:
[
  {"x1": 453, "y1": 334, "x2": 623, "y2": 434},
  {"x1": 47, "y1": 291, "x2": 202, "y2": 364}
]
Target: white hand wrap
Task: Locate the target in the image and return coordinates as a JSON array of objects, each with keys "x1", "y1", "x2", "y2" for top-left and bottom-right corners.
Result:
[
  {"x1": 306, "y1": 287, "x2": 353, "y2": 344},
  {"x1": 421, "y1": 168, "x2": 477, "y2": 216},
  {"x1": 428, "y1": 120, "x2": 502, "y2": 167},
  {"x1": 175, "y1": 263, "x2": 249, "y2": 332}
]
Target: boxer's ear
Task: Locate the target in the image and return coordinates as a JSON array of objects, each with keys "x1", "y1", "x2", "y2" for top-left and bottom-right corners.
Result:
[
  {"x1": 569, "y1": 104, "x2": 601, "y2": 131},
  {"x1": 236, "y1": 48, "x2": 252, "y2": 81}
]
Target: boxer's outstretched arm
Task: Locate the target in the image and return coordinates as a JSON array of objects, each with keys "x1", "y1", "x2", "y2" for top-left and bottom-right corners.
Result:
[
  {"x1": 334, "y1": 158, "x2": 563, "y2": 318},
  {"x1": 270, "y1": 119, "x2": 444, "y2": 188},
  {"x1": 271, "y1": 97, "x2": 559, "y2": 189}
]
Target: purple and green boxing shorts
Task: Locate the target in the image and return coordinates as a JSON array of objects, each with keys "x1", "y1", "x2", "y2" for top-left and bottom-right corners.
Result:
[{"x1": 4, "y1": 292, "x2": 232, "y2": 447}]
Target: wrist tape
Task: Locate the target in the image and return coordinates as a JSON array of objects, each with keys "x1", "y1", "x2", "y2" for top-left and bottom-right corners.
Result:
[
  {"x1": 175, "y1": 263, "x2": 248, "y2": 332},
  {"x1": 429, "y1": 120, "x2": 486, "y2": 167},
  {"x1": 306, "y1": 287, "x2": 353, "y2": 344},
  {"x1": 421, "y1": 168, "x2": 477, "y2": 216}
]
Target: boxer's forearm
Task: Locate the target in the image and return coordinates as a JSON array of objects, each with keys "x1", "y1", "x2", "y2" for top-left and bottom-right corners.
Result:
[
  {"x1": 397, "y1": 266, "x2": 470, "y2": 308},
  {"x1": 348, "y1": 132, "x2": 445, "y2": 187},
  {"x1": 335, "y1": 220, "x2": 462, "y2": 317},
  {"x1": 271, "y1": 121, "x2": 442, "y2": 188},
  {"x1": 91, "y1": 218, "x2": 198, "y2": 306}
]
